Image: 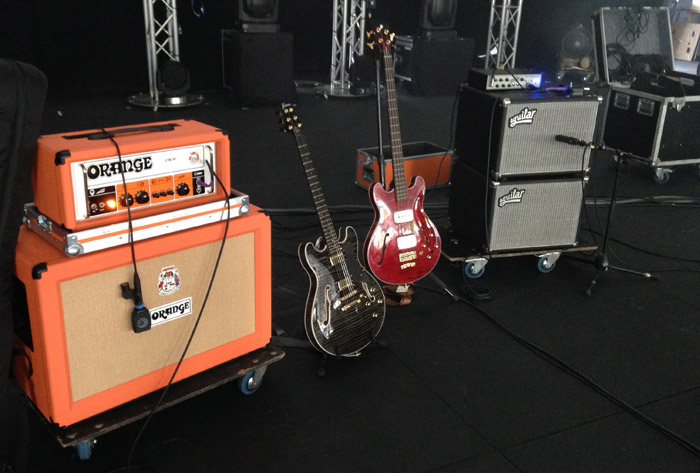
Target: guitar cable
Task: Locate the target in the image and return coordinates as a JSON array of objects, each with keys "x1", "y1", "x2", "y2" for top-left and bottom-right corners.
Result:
[
  {"x1": 101, "y1": 132, "x2": 232, "y2": 471},
  {"x1": 124, "y1": 160, "x2": 231, "y2": 472},
  {"x1": 429, "y1": 85, "x2": 461, "y2": 191},
  {"x1": 414, "y1": 282, "x2": 700, "y2": 461},
  {"x1": 103, "y1": 131, "x2": 148, "y2": 329}
]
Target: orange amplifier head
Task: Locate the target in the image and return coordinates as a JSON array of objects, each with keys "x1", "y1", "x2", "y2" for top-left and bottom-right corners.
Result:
[
  {"x1": 12, "y1": 206, "x2": 271, "y2": 427},
  {"x1": 33, "y1": 119, "x2": 231, "y2": 232}
]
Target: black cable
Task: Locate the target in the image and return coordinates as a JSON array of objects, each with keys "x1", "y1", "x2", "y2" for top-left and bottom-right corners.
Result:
[
  {"x1": 580, "y1": 227, "x2": 700, "y2": 266},
  {"x1": 502, "y1": 67, "x2": 527, "y2": 90},
  {"x1": 126, "y1": 163, "x2": 231, "y2": 472},
  {"x1": 190, "y1": 0, "x2": 204, "y2": 17},
  {"x1": 459, "y1": 265, "x2": 494, "y2": 301},
  {"x1": 429, "y1": 86, "x2": 461, "y2": 191},
  {"x1": 450, "y1": 292, "x2": 700, "y2": 460},
  {"x1": 104, "y1": 131, "x2": 144, "y2": 309}
]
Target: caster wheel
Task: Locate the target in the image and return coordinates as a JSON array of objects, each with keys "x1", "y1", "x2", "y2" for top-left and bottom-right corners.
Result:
[
  {"x1": 464, "y1": 261, "x2": 485, "y2": 279},
  {"x1": 76, "y1": 440, "x2": 93, "y2": 460},
  {"x1": 653, "y1": 169, "x2": 671, "y2": 185},
  {"x1": 537, "y1": 256, "x2": 556, "y2": 273},
  {"x1": 237, "y1": 370, "x2": 262, "y2": 395}
]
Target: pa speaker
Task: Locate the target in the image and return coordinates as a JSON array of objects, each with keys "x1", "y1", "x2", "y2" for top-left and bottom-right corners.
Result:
[
  {"x1": 222, "y1": 29, "x2": 296, "y2": 106},
  {"x1": 12, "y1": 209, "x2": 271, "y2": 427},
  {"x1": 449, "y1": 159, "x2": 586, "y2": 253},
  {"x1": 395, "y1": 35, "x2": 474, "y2": 96},
  {"x1": 455, "y1": 85, "x2": 602, "y2": 178}
]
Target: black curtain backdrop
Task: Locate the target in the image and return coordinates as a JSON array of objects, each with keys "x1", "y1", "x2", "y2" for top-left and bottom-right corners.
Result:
[{"x1": 0, "y1": 0, "x2": 666, "y2": 97}]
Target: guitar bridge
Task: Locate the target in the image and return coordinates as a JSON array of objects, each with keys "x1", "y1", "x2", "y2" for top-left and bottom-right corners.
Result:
[
  {"x1": 339, "y1": 289, "x2": 358, "y2": 302},
  {"x1": 399, "y1": 251, "x2": 416, "y2": 262}
]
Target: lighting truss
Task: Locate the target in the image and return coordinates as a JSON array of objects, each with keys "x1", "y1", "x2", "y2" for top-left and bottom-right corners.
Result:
[
  {"x1": 327, "y1": 0, "x2": 368, "y2": 96},
  {"x1": 128, "y1": 0, "x2": 203, "y2": 111},
  {"x1": 485, "y1": 0, "x2": 524, "y2": 69}
]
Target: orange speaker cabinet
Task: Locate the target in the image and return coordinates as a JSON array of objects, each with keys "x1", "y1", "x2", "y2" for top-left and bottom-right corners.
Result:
[
  {"x1": 12, "y1": 206, "x2": 271, "y2": 427},
  {"x1": 355, "y1": 141, "x2": 453, "y2": 190},
  {"x1": 33, "y1": 119, "x2": 231, "y2": 232}
]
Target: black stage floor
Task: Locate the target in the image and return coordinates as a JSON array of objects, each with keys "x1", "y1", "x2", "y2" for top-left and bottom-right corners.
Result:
[{"x1": 16, "y1": 85, "x2": 700, "y2": 472}]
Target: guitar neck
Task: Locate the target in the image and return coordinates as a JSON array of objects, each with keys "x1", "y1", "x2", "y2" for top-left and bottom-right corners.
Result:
[
  {"x1": 292, "y1": 129, "x2": 343, "y2": 256},
  {"x1": 382, "y1": 50, "x2": 408, "y2": 202}
]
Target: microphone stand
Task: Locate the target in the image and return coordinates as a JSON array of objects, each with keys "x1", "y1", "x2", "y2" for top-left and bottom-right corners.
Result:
[{"x1": 584, "y1": 144, "x2": 655, "y2": 298}]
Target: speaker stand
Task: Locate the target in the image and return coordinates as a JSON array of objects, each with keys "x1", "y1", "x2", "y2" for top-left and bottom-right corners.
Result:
[{"x1": 585, "y1": 148, "x2": 656, "y2": 298}]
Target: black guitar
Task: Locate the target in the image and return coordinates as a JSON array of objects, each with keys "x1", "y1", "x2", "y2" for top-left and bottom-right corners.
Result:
[{"x1": 280, "y1": 104, "x2": 385, "y2": 357}]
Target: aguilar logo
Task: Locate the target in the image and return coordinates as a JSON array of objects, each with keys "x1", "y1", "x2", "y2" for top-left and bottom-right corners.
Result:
[
  {"x1": 149, "y1": 297, "x2": 193, "y2": 327},
  {"x1": 498, "y1": 188, "x2": 526, "y2": 207},
  {"x1": 86, "y1": 156, "x2": 153, "y2": 180},
  {"x1": 158, "y1": 265, "x2": 181, "y2": 296},
  {"x1": 508, "y1": 107, "x2": 537, "y2": 128}
]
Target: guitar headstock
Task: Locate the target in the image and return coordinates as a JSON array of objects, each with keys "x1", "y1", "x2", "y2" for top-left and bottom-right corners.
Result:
[
  {"x1": 279, "y1": 103, "x2": 301, "y2": 134},
  {"x1": 366, "y1": 25, "x2": 395, "y2": 57}
]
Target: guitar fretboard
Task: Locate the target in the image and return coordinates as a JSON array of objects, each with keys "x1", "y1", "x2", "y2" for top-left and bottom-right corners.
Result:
[
  {"x1": 293, "y1": 129, "x2": 344, "y2": 263},
  {"x1": 382, "y1": 50, "x2": 408, "y2": 203}
]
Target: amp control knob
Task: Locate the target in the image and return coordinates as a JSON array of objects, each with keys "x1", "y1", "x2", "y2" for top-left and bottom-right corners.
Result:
[
  {"x1": 135, "y1": 191, "x2": 150, "y2": 204},
  {"x1": 119, "y1": 193, "x2": 134, "y2": 207},
  {"x1": 176, "y1": 183, "x2": 190, "y2": 196}
]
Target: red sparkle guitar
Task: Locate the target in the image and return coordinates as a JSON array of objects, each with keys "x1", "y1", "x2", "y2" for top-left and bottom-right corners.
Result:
[{"x1": 364, "y1": 26, "x2": 441, "y2": 285}]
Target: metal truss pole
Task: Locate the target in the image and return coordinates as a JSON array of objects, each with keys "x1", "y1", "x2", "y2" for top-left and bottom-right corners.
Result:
[
  {"x1": 319, "y1": 0, "x2": 368, "y2": 97},
  {"x1": 128, "y1": 0, "x2": 203, "y2": 111},
  {"x1": 485, "y1": 0, "x2": 524, "y2": 69}
]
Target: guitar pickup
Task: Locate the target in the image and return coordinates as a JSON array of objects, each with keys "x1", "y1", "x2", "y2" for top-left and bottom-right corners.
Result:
[
  {"x1": 396, "y1": 234, "x2": 417, "y2": 250},
  {"x1": 337, "y1": 277, "x2": 353, "y2": 292},
  {"x1": 393, "y1": 209, "x2": 414, "y2": 224}
]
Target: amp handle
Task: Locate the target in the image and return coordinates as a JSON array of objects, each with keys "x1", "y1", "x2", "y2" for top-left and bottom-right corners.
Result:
[{"x1": 63, "y1": 123, "x2": 179, "y2": 141}]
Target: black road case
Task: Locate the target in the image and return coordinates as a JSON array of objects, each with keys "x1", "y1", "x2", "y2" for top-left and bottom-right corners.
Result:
[{"x1": 603, "y1": 85, "x2": 700, "y2": 183}]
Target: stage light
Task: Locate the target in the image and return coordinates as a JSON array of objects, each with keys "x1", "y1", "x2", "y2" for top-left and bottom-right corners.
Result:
[
  {"x1": 418, "y1": 0, "x2": 458, "y2": 39},
  {"x1": 156, "y1": 60, "x2": 191, "y2": 97},
  {"x1": 237, "y1": 0, "x2": 278, "y2": 23}
]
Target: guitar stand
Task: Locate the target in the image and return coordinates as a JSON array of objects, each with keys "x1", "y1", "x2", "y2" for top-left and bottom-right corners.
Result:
[
  {"x1": 315, "y1": 334, "x2": 388, "y2": 378},
  {"x1": 584, "y1": 146, "x2": 656, "y2": 298}
]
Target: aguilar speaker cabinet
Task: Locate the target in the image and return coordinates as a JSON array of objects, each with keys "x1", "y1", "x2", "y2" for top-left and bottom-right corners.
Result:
[
  {"x1": 449, "y1": 159, "x2": 586, "y2": 253},
  {"x1": 455, "y1": 86, "x2": 602, "y2": 178},
  {"x1": 12, "y1": 207, "x2": 271, "y2": 427}
]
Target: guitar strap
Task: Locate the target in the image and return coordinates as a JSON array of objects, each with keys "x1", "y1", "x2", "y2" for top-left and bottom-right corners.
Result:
[{"x1": 382, "y1": 284, "x2": 416, "y2": 306}]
